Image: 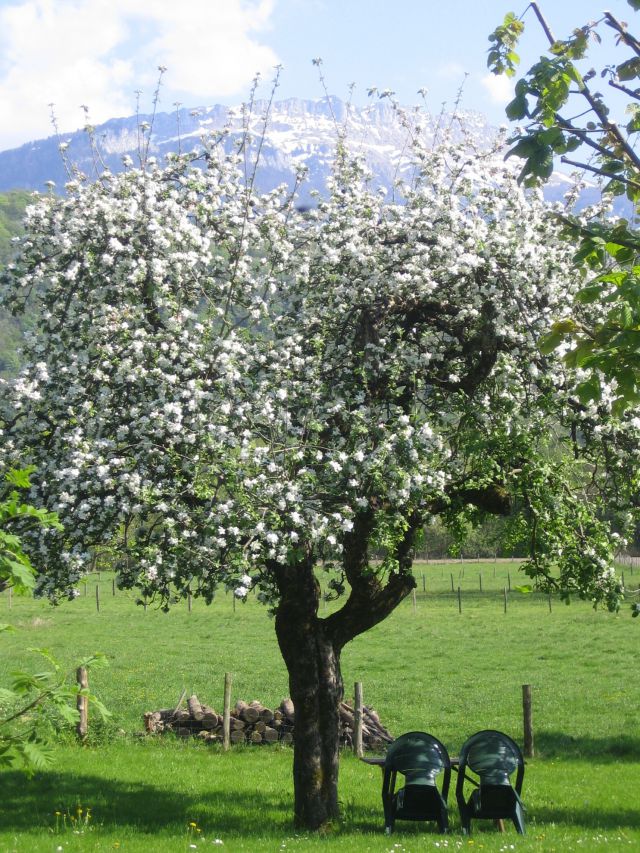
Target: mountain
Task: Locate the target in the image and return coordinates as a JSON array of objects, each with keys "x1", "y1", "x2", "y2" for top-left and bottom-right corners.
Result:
[
  {"x1": 0, "y1": 97, "x2": 519, "y2": 204},
  {"x1": 0, "y1": 95, "x2": 626, "y2": 213}
]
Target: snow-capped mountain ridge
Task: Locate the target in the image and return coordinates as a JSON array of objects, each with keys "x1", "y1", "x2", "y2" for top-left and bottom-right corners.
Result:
[{"x1": 0, "y1": 96, "x2": 605, "y2": 210}]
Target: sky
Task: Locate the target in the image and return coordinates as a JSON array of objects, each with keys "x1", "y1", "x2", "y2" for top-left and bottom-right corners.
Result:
[{"x1": 0, "y1": 0, "x2": 636, "y2": 152}]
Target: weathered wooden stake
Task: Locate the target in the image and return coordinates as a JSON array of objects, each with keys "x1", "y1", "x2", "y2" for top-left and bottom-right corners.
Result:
[
  {"x1": 621, "y1": 571, "x2": 626, "y2": 589},
  {"x1": 112, "y1": 577, "x2": 116, "y2": 596},
  {"x1": 223, "y1": 672, "x2": 232, "y2": 751},
  {"x1": 412, "y1": 589, "x2": 417, "y2": 614},
  {"x1": 76, "y1": 666, "x2": 88, "y2": 740},
  {"x1": 522, "y1": 684, "x2": 534, "y2": 758},
  {"x1": 479, "y1": 572, "x2": 483, "y2": 592},
  {"x1": 450, "y1": 573, "x2": 454, "y2": 592},
  {"x1": 503, "y1": 587, "x2": 508, "y2": 614},
  {"x1": 457, "y1": 587, "x2": 462, "y2": 614},
  {"x1": 548, "y1": 592, "x2": 552, "y2": 613},
  {"x1": 8, "y1": 586, "x2": 12, "y2": 609},
  {"x1": 422, "y1": 573, "x2": 426, "y2": 592},
  {"x1": 95, "y1": 584, "x2": 100, "y2": 613},
  {"x1": 353, "y1": 682, "x2": 364, "y2": 758}
]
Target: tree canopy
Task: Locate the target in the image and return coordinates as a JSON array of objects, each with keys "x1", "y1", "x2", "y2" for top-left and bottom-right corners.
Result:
[{"x1": 1, "y1": 117, "x2": 637, "y2": 827}]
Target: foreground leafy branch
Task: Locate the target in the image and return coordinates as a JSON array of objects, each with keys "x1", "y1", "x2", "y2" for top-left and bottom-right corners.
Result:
[
  {"x1": 489, "y1": 0, "x2": 640, "y2": 414},
  {"x1": 0, "y1": 642, "x2": 109, "y2": 773}
]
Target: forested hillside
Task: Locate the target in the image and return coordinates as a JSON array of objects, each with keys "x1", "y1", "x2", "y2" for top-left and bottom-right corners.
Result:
[{"x1": 0, "y1": 190, "x2": 31, "y2": 375}]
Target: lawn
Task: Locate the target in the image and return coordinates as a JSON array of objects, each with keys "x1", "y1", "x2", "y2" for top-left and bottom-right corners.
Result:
[{"x1": 1, "y1": 560, "x2": 639, "y2": 852}]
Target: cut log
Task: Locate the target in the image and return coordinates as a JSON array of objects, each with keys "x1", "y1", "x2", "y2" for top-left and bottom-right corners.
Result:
[
  {"x1": 235, "y1": 700, "x2": 260, "y2": 723},
  {"x1": 188, "y1": 695, "x2": 205, "y2": 721},
  {"x1": 250, "y1": 730, "x2": 263, "y2": 744},
  {"x1": 174, "y1": 709, "x2": 191, "y2": 723},
  {"x1": 230, "y1": 729, "x2": 246, "y2": 744},
  {"x1": 280, "y1": 698, "x2": 295, "y2": 721},
  {"x1": 201, "y1": 712, "x2": 220, "y2": 730},
  {"x1": 263, "y1": 726, "x2": 279, "y2": 743}
]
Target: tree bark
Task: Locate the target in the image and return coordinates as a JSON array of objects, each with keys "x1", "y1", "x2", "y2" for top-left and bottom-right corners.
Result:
[{"x1": 273, "y1": 552, "x2": 343, "y2": 830}]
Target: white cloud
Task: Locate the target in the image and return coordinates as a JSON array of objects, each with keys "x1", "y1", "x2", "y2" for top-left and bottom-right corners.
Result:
[
  {"x1": 0, "y1": 0, "x2": 280, "y2": 151},
  {"x1": 480, "y1": 71, "x2": 514, "y2": 105}
]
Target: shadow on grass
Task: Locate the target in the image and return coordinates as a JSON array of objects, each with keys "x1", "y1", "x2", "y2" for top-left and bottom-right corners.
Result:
[
  {"x1": 0, "y1": 770, "x2": 294, "y2": 836},
  {"x1": 532, "y1": 806, "x2": 640, "y2": 830},
  {"x1": 536, "y1": 731, "x2": 640, "y2": 762}
]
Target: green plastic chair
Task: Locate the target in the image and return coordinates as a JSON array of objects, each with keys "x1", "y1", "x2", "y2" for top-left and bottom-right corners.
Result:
[
  {"x1": 455, "y1": 729, "x2": 525, "y2": 835},
  {"x1": 382, "y1": 731, "x2": 451, "y2": 834}
]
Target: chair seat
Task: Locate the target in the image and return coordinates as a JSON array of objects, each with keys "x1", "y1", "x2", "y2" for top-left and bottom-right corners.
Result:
[{"x1": 395, "y1": 784, "x2": 447, "y2": 822}]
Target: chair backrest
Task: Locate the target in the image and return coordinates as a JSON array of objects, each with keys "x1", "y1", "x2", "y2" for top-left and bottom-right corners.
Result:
[
  {"x1": 457, "y1": 729, "x2": 524, "y2": 791},
  {"x1": 384, "y1": 731, "x2": 451, "y2": 787}
]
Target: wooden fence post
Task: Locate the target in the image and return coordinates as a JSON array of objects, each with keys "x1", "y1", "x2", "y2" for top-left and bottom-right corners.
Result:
[
  {"x1": 457, "y1": 587, "x2": 462, "y2": 614},
  {"x1": 522, "y1": 684, "x2": 534, "y2": 758},
  {"x1": 223, "y1": 672, "x2": 232, "y2": 751},
  {"x1": 353, "y1": 682, "x2": 364, "y2": 758},
  {"x1": 8, "y1": 586, "x2": 12, "y2": 609},
  {"x1": 503, "y1": 587, "x2": 508, "y2": 614},
  {"x1": 76, "y1": 666, "x2": 88, "y2": 741},
  {"x1": 112, "y1": 577, "x2": 116, "y2": 596},
  {"x1": 412, "y1": 589, "x2": 417, "y2": 614}
]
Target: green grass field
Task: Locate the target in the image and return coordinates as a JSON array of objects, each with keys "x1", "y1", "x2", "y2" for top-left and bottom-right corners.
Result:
[{"x1": 1, "y1": 560, "x2": 639, "y2": 852}]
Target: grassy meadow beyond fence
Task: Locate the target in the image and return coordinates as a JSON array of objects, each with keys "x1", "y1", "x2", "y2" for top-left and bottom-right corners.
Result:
[{"x1": 1, "y1": 559, "x2": 639, "y2": 852}]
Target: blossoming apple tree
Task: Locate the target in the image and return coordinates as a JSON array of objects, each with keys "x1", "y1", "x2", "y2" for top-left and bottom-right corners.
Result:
[{"x1": 0, "y1": 124, "x2": 637, "y2": 828}]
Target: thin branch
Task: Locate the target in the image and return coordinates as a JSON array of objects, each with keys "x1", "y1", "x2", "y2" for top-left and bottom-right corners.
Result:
[
  {"x1": 604, "y1": 12, "x2": 640, "y2": 58},
  {"x1": 560, "y1": 155, "x2": 640, "y2": 189},
  {"x1": 529, "y1": 1, "x2": 556, "y2": 45}
]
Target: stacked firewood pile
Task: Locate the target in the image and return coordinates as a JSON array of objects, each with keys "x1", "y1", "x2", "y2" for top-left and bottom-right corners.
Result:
[{"x1": 143, "y1": 695, "x2": 393, "y2": 749}]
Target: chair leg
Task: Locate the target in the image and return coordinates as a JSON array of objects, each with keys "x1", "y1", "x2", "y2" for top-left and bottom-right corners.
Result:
[
  {"x1": 513, "y1": 803, "x2": 526, "y2": 835},
  {"x1": 459, "y1": 805, "x2": 472, "y2": 835},
  {"x1": 437, "y1": 807, "x2": 449, "y2": 834}
]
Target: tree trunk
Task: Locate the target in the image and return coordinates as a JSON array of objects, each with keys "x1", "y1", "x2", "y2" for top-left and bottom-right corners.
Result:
[
  {"x1": 270, "y1": 520, "x2": 416, "y2": 831},
  {"x1": 273, "y1": 554, "x2": 343, "y2": 831}
]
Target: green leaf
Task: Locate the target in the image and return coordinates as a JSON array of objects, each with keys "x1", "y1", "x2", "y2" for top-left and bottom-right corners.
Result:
[
  {"x1": 20, "y1": 739, "x2": 55, "y2": 771},
  {"x1": 539, "y1": 330, "x2": 563, "y2": 355},
  {"x1": 514, "y1": 584, "x2": 533, "y2": 594},
  {"x1": 506, "y1": 94, "x2": 528, "y2": 121},
  {"x1": 617, "y1": 57, "x2": 640, "y2": 81},
  {"x1": 552, "y1": 318, "x2": 577, "y2": 334},
  {"x1": 576, "y1": 283, "x2": 606, "y2": 304},
  {"x1": 575, "y1": 376, "x2": 602, "y2": 404},
  {"x1": 4, "y1": 467, "x2": 35, "y2": 489}
]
